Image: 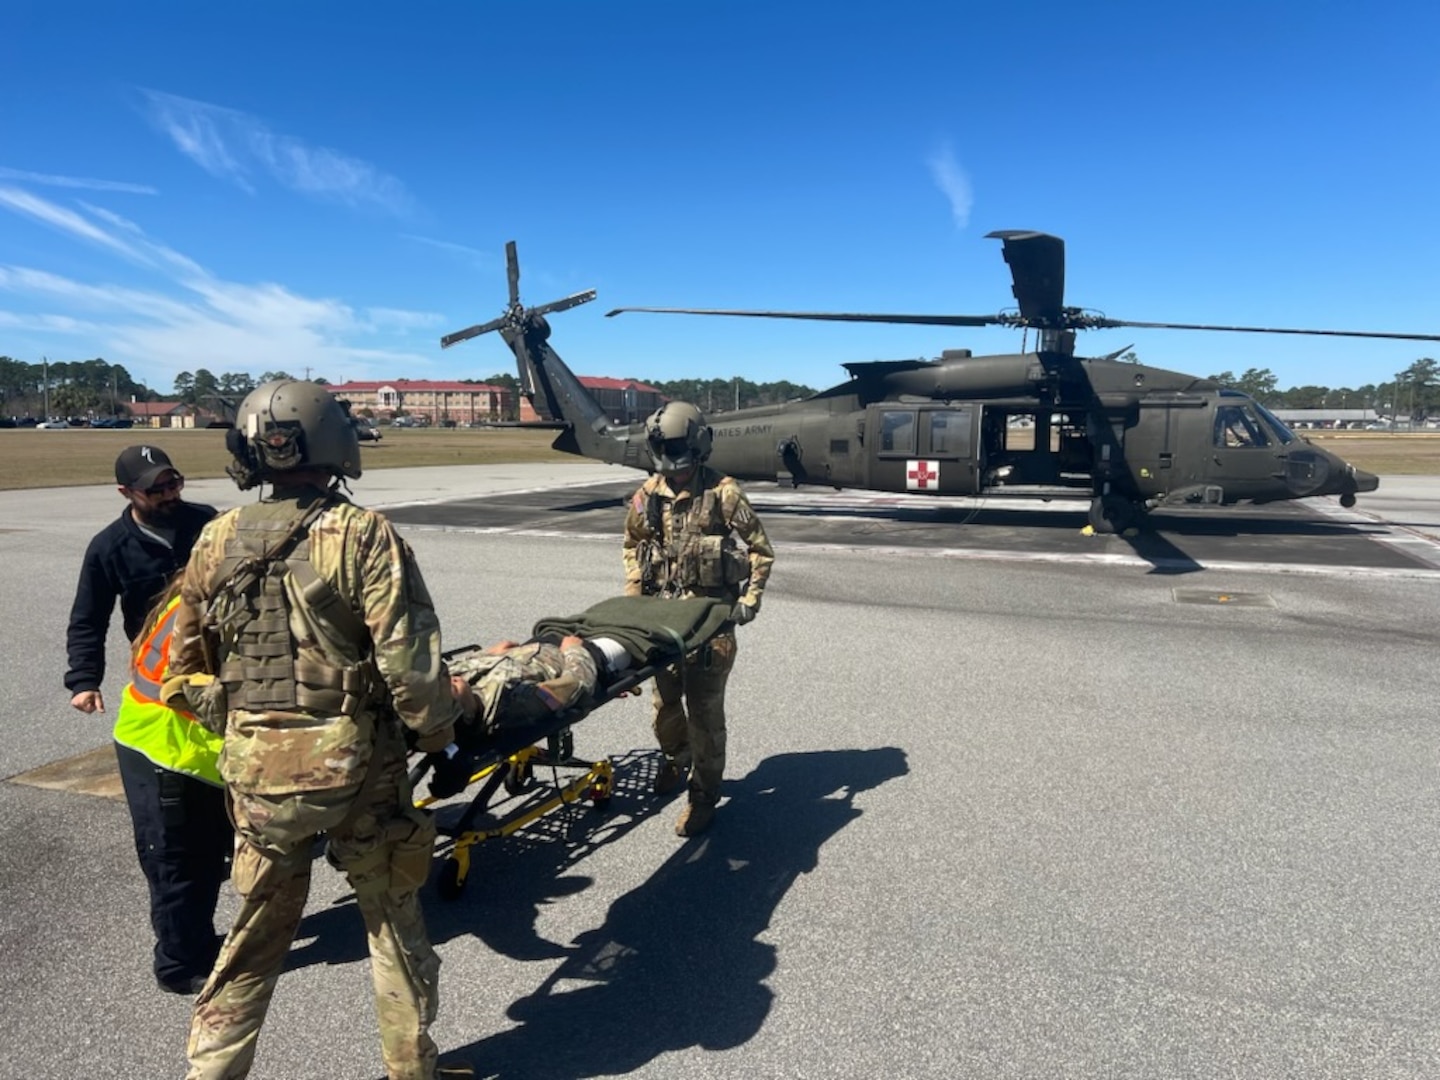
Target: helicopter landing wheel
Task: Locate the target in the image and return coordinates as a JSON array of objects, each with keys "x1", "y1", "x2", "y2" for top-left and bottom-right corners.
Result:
[{"x1": 1089, "y1": 494, "x2": 1138, "y2": 534}]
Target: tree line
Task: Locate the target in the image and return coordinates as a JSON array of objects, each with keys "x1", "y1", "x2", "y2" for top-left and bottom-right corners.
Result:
[
  {"x1": 642, "y1": 376, "x2": 818, "y2": 414},
  {"x1": 0, "y1": 358, "x2": 311, "y2": 419},
  {"x1": 1204, "y1": 357, "x2": 1438, "y2": 418},
  {"x1": 9, "y1": 351, "x2": 1430, "y2": 422}
]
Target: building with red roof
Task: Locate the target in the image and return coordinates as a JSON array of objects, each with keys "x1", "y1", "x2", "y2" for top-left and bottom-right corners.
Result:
[
  {"x1": 326, "y1": 379, "x2": 512, "y2": 426},
  {"x1": 518, "y1": 375, "x2": 666, "y2": 425}
]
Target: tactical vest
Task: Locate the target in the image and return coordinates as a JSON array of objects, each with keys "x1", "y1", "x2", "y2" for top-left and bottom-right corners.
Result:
[
  {"x1": 637, "y1": 479, "x2": 751, "y2": 600},
  {"x1": 204, "y1": 499, "x2": 375, "y2": 717},
  {"x1": 112, "y1": 597, "x2": 224, "y2": 786}
]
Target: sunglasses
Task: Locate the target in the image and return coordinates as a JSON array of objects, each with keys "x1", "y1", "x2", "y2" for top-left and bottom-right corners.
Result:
[{"x1": 141, "y1": 475, "x2": 185, "y2": 497}]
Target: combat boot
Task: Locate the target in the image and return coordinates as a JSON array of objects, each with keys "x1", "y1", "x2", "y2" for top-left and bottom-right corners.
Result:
[
  {"x1": 435, "y1": 1062, "x2": 476, "y2": 1078},
  {"x1": 674, "y1": 798, "x2": 716, "y2": 837},
  {"x1": 653, "y1": 760, "x2": 686, "y2": 796}
]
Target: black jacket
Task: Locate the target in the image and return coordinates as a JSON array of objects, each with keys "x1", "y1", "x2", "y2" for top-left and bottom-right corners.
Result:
[{"x1": 64, "y1": 500, "x2": 217, "y2": 694}]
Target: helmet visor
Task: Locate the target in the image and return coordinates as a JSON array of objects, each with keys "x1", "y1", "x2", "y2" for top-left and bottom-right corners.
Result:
[{"x1": 650, "y1": 435, "x2": 696, "y2": 471}]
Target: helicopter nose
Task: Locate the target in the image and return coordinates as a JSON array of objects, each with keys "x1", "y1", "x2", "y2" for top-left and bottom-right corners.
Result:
[{"x1": 1347, "y1": 465, "x2": 1379, "y2": 493}]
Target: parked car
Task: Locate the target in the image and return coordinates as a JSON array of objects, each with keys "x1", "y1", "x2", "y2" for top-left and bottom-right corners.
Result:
[
  {"x1": 354, "y1": 419, "x2": 382, "y2": 442},
  {"x1": 36, "y1": 419, "x2": 70, "y2": 429}
]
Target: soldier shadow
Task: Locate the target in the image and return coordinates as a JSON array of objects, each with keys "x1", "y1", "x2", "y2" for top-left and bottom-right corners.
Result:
[
  {"x1": 445, "y1": 746, "x2": 910, "y2": 1080},
  {"x1": 287, "y1": 748, "x2": 674, "y2": 970}
]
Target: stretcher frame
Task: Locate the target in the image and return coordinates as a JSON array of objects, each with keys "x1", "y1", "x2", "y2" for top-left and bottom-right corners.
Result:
[{"x1": 410, "y1": 657, "x2": 658, "y2": 901}]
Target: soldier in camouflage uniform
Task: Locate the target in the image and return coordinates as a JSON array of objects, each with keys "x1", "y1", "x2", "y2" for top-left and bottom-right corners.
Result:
[
  {"x1": 622, "y1": 402, "x2": 775, "y2": 837},
  {"x1": 166, "y1": 380, "x2": 471, "y2": 1080}
]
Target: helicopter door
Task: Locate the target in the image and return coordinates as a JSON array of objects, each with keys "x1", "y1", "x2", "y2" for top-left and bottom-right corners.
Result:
[
  {"x1": 1205, "y1": 400, "x2": 1286, "y2": 501},
  {"x1": 863, "y1": 405, "x2": 977, "y2": 494}
]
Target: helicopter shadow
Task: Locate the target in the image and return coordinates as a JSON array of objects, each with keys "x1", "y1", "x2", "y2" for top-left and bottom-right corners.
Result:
[
  {"x1": 757, "y1": 496, "x2": 1377, "y2": 539},
  {"x1": 438, "y1": 746, "x2": 910, "y2": 1080}
]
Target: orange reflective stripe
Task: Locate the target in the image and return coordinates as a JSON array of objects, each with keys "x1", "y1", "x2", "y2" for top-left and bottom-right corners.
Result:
[{"x1": 130, "y1": 597, "x2": 181, "y2": 702}]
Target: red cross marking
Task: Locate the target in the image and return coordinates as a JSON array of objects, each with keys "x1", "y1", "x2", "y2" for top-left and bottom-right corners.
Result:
[{"x1": 907, "y1": 460, "x2": 939, "y2": 489}]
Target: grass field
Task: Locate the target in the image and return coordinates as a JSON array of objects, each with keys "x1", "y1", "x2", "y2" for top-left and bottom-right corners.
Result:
[
  {"x1": 1, "y1": 427, "x2": 1436, "y2": 492},
  {"x1": 0, "y1": 427, "x2": 574, "y2": 491}
]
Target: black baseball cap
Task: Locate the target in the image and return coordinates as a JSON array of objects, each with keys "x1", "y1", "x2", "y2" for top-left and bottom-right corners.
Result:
[{"x1": 115, "y1": 445, "x2": 177, "y2": 490}]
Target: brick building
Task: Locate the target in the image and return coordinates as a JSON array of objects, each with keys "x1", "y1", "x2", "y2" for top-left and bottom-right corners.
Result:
[
  {"x1": 518, "y1": 375, "x2": 666, "y2": 425},
  {"x1": 326, "y1": 380, "x2": 512, "y2": 425}
]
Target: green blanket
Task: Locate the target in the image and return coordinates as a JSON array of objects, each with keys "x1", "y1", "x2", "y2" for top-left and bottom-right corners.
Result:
[{"x1": 532, "y1": 596, "x2": 734, "y2": 668}]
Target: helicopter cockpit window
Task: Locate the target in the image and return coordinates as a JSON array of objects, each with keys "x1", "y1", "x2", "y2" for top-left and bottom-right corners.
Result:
[
  {"x1": 1214, "y1": 404, "x2": 1270, "y2": 449},
  {"x1": 880, "y1": 410, "x2": 916, "y2": 454},
  {"x1": 928, "y1": 409, "x2": 972, "y2": 456},
  {"x1": 1254, "y1": 402, "x2": 1297, "y2": 445}
]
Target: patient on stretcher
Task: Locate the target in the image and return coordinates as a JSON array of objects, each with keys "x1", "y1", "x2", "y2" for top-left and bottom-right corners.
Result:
[
  {"x1": 446, "y1": 594, "x2": 736, "y2": 737},
  {"x1": 447, "y1": 634, "x2": 620, "y2": 735},
  {"x1": 424, "y1": 596, "x2": 736, "y2": 800}
]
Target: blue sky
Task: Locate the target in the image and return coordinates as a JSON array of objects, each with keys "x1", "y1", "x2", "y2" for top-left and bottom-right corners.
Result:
[{"x1": 2, "y1": 1, "x2": 1438, "y2": 397}]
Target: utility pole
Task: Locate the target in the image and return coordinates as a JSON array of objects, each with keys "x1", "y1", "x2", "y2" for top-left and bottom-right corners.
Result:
[
  {"x1": 42, "y1": 356, "x2": 50, "y2": 420},
  {"x1": 734, "y1": 376, "x2": 739, "y2": 411}
]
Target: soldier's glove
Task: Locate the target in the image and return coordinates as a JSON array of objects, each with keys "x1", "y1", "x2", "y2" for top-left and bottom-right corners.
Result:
[
  {"x1": 730, "y1": 602, "x2": 757, "y2": 626},
  {"x1": 415, "y1": 723, "x2": 457, "y2": 754}
]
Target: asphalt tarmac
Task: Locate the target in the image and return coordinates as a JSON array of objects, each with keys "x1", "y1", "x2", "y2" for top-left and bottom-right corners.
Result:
[{"x1": 4, "y1": 463, "x2": 1439, "y2": 1079}]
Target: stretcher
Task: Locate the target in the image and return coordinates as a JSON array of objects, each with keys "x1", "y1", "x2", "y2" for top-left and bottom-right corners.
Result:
[{"x1": 408, "y1": 595, "x2": 736, "y2": 900}]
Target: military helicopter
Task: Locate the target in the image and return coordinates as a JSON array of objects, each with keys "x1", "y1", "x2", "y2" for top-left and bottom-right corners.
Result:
[{"x1": 441, "y1": 235, "x2": 1440, "y2": 533}]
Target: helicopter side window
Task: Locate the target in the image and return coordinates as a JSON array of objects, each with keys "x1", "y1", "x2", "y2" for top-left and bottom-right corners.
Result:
[
  {"x1": 880, "y1": 410, "x2": 916, "y2": 454},
  {"x1": 1214, "y1": 404, "x2": 1269, "y2": 449},
  {"x1": 928, "y1": 409, "x2": 972, "y2": 456}
]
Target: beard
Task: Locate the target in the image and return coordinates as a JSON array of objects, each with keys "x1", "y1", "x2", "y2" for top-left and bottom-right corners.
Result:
[{"x1": 146, "y1": 498, "x2": 183, "y2": 523}]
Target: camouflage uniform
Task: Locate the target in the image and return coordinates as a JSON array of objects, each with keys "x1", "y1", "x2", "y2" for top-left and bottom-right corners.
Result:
[
  {"x1": 448, "y1": 639, "x2": 598, "y2": 736},
  {"x1": 622, "y1": 466, "x2": 774, "y2": 808},
  {"x1": 171, "y1": 486, "x2": 458, "y2": 1080}
]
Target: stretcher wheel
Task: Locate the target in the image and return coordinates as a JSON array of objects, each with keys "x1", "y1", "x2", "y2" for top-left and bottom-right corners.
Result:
[
  {"x1": 589, "y1": 784, "x2": 611, "y2": 811},
  {"x1": 437, "y1": 858, "x2": 467, "y2": 901},
  {"x1": 503, "y1": 761, "x2": 534, "y2": 796}
]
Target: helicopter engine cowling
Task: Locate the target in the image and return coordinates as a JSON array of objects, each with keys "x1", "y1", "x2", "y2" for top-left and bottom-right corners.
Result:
[{"x1": 882, "y1": 354, "x2": 1046, "y2": 401}]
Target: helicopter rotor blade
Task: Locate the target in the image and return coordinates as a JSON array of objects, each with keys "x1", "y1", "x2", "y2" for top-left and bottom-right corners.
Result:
[
  {"x1": 440, "y1": 316, "x2": 508, "y2": 350},
  {"x1": 505, "y1": 240, "x2": 520, "y2": 309},
  {"x1": 1089, "y1": 317, "x2": 1440, "y2": 343},
  {"x1": 530, "y1": 289, "x2": 598, "y2": 319},
  {"x1": 986, "y1": 230, "x2": 1066, "y2": 325},
  {"x1": 606, "y1": 306, "x2": 1002, "y2": 328}
]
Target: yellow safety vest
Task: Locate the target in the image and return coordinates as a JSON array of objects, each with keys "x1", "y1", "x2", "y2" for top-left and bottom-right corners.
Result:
[{"x1": 112, "y1": 597, "x2": 224, "y2": 787}]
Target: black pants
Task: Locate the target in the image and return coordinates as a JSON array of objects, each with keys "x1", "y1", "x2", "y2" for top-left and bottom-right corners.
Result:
[{"x1": 114, "y1": 742, "x2": 233, "y2": 986}]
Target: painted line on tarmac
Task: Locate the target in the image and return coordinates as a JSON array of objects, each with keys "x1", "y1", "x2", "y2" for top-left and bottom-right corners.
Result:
[
  {"x1": 396, "y1": 522, "x2": 1440, "y2": 581},
  {"x1": 1308, "y1": 500, "x2": 1440, "y2": 571}
]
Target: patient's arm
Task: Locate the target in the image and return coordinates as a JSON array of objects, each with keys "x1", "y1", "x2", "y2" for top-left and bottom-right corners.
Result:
[{"x1": 450, "y1": 675, "x2": 479, "y2": 719}]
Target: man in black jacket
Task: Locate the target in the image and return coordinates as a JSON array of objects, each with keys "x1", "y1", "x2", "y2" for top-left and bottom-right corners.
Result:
[
  {"x1": 67, "y1": 445, "x2": 217, "y2": 697},
  {"x1": 65, "y1": 444, "x2": 231, "y2": 995}
]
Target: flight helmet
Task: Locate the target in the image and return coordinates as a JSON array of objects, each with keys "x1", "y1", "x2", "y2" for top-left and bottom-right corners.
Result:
[
  {"x1": 645, "y1": 401, "x2": 712, "y2": 474},
  {"x1": 226, "y1": 379, "x2": 362, "y2": 490}
]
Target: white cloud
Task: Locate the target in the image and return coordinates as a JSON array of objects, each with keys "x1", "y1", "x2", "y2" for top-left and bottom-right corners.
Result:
[
  {"x1": 0, "y1": 166, "x2": 158, "y2": 195},
  {"x1": 927, "y1": 142, "x2": 973, "y2": 229},
  {"x1": 0, "y1": 186, "x2": 149, "y2": 261},
  {"x1": 0, "y1": 189, "x2": 440, "y2": 386},
  {"x1": 138, "y1": 89, "x2": 413, "y2": 216},
  {"x1": 402, "y1": 234, "x2": 493, "y2": 266}
]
